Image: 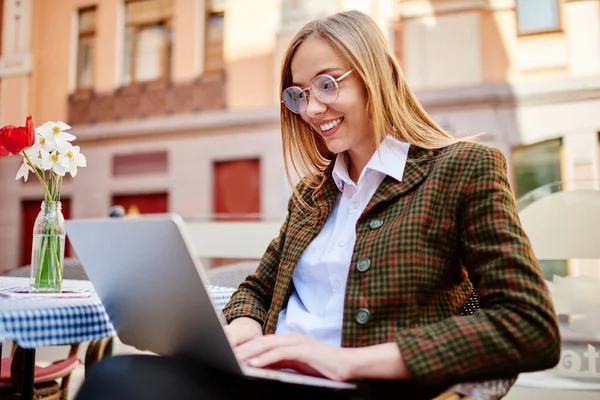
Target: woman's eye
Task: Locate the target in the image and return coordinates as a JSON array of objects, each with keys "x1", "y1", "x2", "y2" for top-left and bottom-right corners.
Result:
[{"x1": 322, "y1": 81, "x2": 334, "y2": 91}]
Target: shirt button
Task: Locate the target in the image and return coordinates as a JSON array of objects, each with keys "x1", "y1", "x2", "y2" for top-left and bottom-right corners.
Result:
[
  {"x1": 352, "y1": 202, "x2": 360, "y2": 209},
  {"x1": 369, "y1": 219, "x2": 383, "y2": 230},
  {"x1": 357, "y1": 258, "x2": 371, "y2": 272},
  {"x1": 332, "y1": 280, "x2": 340, "y2": 289},
  {"x1": 338, "y1": 241, "x2": 346, "y2": 247},
  {"x1": 356, "y1": 308, "x2": 370, "y2": 324}
]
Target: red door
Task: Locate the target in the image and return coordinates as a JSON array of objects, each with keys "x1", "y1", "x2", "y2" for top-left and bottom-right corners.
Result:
[
  {"x1": 21, "y1": 198, "x2": 72, "y2": 267},
  {"x1": 111, "y1": 193, "x2": 169, "y2": 216},
  {"x1": 212, "y1": 159, "x2": 261, "y2": 267},
  {"x1": 213, "y1": 158, "x2": 260, "y2": 221}
]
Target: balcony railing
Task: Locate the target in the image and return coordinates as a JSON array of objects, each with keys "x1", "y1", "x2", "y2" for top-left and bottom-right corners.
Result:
[{"x1": 67, "y1": 72, "x2": 226, "y2": 126}]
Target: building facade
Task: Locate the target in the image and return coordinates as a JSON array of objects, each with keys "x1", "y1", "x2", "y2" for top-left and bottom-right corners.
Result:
[{"x1": 1, "y1": 0, "x2": 599, "y2": 273}]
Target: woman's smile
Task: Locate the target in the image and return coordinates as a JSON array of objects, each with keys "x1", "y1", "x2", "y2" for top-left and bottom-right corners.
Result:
[{"x1": 318, "y1": 117, "x2": 344, "y2": 138}]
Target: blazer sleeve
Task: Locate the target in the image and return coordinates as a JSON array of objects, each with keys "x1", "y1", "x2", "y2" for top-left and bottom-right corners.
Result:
[
  {"x1": 394, "y1": 147, "x2": 561, "y2": 385},
  {"x1": 221, "y1": 196, "x2": 292, "y2": 326}
]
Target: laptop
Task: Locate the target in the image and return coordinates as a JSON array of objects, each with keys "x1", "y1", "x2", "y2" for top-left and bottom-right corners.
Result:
[{"x1": 65, "y1": 213, "x2": 355, "y2": 390}]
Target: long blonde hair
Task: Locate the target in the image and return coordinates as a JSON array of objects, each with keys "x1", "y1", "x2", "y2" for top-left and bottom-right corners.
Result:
[{"x1": 281, "y1": 10, "x2": 463, "y2": 207}]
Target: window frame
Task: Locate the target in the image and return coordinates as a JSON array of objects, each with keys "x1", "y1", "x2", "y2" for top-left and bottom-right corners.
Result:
[
  {"x1": 515, "y1": 0, "x2": 562, "y2": 37},
  {"x1": 75, "y1": 6, "x2": 97, "y2": 91},
  {"x1": 511, "y1": 138, "x2": 570, "y2": 277},
  {"x1": 204, "y1": 1, "x2": 225, "y2": 74},
  {"x1": 510, "y1": 138, "x2": 565, "y2": 197},
  {"x1": 123, "y1": 0, "x2": 173, "y2": 86}
]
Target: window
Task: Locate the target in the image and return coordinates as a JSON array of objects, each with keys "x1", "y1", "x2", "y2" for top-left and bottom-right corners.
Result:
[
  {"x1": 516, "y1": 0, "x2": 560, "y2": 35},
  {"x1": 513, "y1": 139, "x2": 562, "y2": 199},
  {"x1": 205, "y1": 1, "x2": 224, "y2": 73},
  {"x1": 123, "y1": 0, "x2": 173, "y2": 85},
  {"x1": 513, "y1": 139, "x2": 566, "y2": 278},
  {"x1": 76, "y1": 7, "x2": 96, "y2": 89}
]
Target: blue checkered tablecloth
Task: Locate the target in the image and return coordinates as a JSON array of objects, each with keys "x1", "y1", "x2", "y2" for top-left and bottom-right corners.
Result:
[
  {"x1": 206, "y1": 285, "x2": 237, "y2": 312},
  {"x1": 0, "y1": 277, "x2": 235, "y2": 349}
]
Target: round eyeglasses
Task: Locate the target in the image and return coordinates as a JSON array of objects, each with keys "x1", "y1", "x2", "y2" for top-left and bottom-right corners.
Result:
[{"x1": 281, "y1": 70, "x2": 353, "y2": 114}]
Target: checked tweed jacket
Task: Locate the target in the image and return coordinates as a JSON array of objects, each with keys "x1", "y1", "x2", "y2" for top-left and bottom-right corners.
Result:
[{"x1": 222, "y1": 141, "x2": 560, "y2": 386}]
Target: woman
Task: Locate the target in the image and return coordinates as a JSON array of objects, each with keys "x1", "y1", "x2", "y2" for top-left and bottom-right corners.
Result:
[{"x1": 77, "y1": 10, "x2": 560, "y2": 400}]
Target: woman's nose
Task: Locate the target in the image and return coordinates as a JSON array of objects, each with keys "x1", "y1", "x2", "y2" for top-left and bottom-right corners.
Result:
[{"x1": 305, "y1": 93, "x2": 327, "y2": 117}]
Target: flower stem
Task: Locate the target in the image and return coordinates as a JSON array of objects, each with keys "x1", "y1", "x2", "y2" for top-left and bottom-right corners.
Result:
[
  {"x1": 56, "y1": 176, "x2": 63, "y2": 200},
  {"x1": 22, "y1": 150, "x2": 52, "y2": 200}
]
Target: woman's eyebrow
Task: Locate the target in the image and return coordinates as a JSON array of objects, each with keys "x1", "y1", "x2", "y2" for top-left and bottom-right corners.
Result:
[{"x1": 291, "y1": 67, "x2": 345, "y2": 87}]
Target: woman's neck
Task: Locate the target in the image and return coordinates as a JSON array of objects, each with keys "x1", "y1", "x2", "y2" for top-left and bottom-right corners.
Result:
[{"x1": 346, "y1": 146, "x2": 375, "y2": 184}]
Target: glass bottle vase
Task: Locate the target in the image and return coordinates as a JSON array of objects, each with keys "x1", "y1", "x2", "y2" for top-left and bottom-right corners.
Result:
[{"x1": 30, "y1": 201, "x2": 65, "y2": 293}]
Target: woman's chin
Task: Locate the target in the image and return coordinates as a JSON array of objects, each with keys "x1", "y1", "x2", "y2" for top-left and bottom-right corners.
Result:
[{"x1": 325, "y1": 139, "x2": 348, "y2": 155}]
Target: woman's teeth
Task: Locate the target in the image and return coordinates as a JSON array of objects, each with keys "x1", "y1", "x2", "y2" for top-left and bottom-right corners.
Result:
[{"x1": 320, "y1": 118, "x2": 343, "y2": 132}]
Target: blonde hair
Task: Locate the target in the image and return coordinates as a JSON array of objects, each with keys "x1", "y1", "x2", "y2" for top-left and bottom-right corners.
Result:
[{"x1": 281, "y1": 10, "x2": 465, "y2": 208}]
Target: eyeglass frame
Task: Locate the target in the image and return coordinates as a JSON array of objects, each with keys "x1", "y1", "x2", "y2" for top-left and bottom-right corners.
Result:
[{"x1": 280, "y1": 69, "x2": 354, "y2": 114}]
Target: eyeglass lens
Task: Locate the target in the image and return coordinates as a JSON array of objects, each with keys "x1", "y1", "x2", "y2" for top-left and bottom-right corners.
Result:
[{"x1": 282, "y1": 74, "x2": 340, "y2": 113}]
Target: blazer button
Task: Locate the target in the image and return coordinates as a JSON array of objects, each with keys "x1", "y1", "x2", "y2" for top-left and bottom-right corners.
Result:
[
  {"x1": 369, "y1": 219, "x2": 383, "y2": 229},
  {"x1": 356, "y1": 308, "x2": 370, "y2": 324},
  {"x1": 357, "y1": 258, "x2": 371, "y2": 272}
]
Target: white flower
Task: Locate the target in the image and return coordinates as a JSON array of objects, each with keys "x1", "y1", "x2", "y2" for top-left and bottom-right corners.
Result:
[
  {"x1": 57, "y1": 144, "x2": 86, "y2": 177},
  {"x1": 15, "y1": 158, "x2": 31, "y2": 181},
  {"x1": 15, "y1": 148, "x2": 42, "y2": 181},
  {"x1": 36, "y1": 121, "x2": 76, "y2": 148},
  {"x1": 30, "y1": 130, "x2": 57, "y2": 154},
  {"x1": 41, "y1": 150, "x2": 67, "y2": 176}
]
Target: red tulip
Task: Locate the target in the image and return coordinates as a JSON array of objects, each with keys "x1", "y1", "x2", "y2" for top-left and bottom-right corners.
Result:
[
  {"x1": 0, "y1": 115, "x2": 35, "y2": 156},
  {"x1": 0, "y1": 141, "x2": 9, "y2": 156}
]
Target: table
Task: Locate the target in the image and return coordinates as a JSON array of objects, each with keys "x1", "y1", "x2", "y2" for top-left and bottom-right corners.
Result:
[
  {"x1": 0, "y1": 276, "x2": 236, "y2": 399},
  {"x1": 0, "y1": 277, "x2": 116, "y2": 346},
  {"x1": 0, "y1": 276, "x2": 116, "y2": 399}
]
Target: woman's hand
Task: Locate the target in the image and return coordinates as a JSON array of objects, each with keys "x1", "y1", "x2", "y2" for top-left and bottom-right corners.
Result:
[
  {"x1": 234, "y1": 332, "x2": 356, "y2": 381},
  {"x1": 224, "y1": 317, "x2": 263, "y2": 347}
]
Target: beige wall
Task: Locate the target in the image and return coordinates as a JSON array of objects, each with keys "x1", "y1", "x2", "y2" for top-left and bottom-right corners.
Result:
[
  {"x1": 225, "y1": 0, "x2": 280, "y2": 110},
  {"x1": 397, "y1": 0, "x2": 600, "y2": 189},
  {"x1": 29, "y1": 0, "x2": 204, "y2": 120},
  {"x1": 0, "y1": 76, "x2": 29, "y2": 125},
  {"x1": 30, "y1": 0, "x2": 77, "y2": 122},
  {"x1": 173, "y1": 0, "x2": 202, "y2": 82},
  {"x1": 400, "y1": 0, "x2": 600, "y2": 88}
]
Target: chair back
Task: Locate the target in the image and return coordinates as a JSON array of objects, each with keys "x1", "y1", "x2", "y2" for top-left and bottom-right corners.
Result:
[
  {"x1": 516, "y1": 183, "x2": 600, "y2": 392},
  {"x1": 184, "y1": 219, "x2": 283, "y2": 259},
  {"x1": 518, "y1": 187, "x2": 600, "y2": 260}
]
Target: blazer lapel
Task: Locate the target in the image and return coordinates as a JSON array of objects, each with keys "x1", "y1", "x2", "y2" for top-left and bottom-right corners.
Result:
[
  {"x1": 363, "y1": 145, "x2": 436, "y2": 216},
  {"x1": 287, "y1": 146, "x2": 435, "y2": 263},
  {"x1": 283, "y1": 164, "x2": 338, "y2": 265}
]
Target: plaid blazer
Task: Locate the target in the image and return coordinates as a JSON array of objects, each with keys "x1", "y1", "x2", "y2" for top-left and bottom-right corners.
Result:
[{"x1": 223, "y1": 141, "x2": 561, "y2": 386}]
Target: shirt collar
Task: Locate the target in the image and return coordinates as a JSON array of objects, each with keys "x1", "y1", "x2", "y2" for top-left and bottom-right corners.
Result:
[{"x1": 332, "y1": 136, "x2": 410, "y2": 192}]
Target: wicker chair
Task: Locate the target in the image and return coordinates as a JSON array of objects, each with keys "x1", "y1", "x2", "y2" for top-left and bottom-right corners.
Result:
[
  {"x1": 0, "y1": 339, "x2": 81, "y2": 400},
  {"x1": 4, "y1": 258, "x2": 89, "y2": 280}
]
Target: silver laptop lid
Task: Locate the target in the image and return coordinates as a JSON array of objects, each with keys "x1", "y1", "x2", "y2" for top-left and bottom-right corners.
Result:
[{"x1": 65, "y1": 214, "x2": 241, "y2": 374}]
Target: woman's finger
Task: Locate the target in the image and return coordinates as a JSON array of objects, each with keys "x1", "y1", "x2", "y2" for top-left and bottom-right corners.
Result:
[
  {"x1": 247, "y1": 346, "x2": 301, "y2": 369},
  {"x1": 235, "y1": 333, "x2": 301, "y2": 361}
]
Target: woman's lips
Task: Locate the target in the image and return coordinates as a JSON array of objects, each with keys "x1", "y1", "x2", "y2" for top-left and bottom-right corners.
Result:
[{"x1": 319, "y1": 117, "x2": 343, "y2": 138}]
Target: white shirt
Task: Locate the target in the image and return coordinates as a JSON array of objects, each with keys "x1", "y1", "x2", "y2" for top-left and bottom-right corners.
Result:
[{"x1": 275, "y1": 136, "x2": 410, "y2": 346}]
